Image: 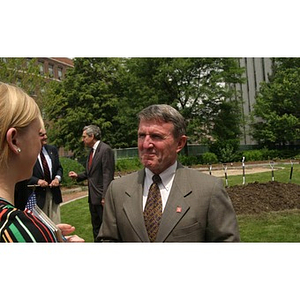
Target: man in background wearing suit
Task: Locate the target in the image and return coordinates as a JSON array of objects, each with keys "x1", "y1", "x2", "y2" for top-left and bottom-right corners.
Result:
[
  {"x1": 97, "y1": 104, "x2": 240, "y2": 242},
  {"x1": 27, "y1": 129, "x2": 63, "y2": 224},
  {"x1": 69, "y1": 125, "x2": 115, "y2": 242}
]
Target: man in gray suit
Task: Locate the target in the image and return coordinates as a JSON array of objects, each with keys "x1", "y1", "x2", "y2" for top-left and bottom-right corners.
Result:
[
  {"x1": 69, "y1": 125, "x2": 115, "y2": 241},
  {"x1": 97, "y1": 104, "x2": 240, "y2": 242}
]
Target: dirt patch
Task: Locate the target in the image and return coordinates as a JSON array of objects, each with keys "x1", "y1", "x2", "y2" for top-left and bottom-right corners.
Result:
[{"x1": 227, "y1": 181, "x2": 300, "y2": 215}]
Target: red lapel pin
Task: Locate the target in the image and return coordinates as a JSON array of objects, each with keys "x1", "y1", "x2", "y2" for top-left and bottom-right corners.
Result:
[{"x1": 176, "y1": 206, "x2": 182, "y2": 213}]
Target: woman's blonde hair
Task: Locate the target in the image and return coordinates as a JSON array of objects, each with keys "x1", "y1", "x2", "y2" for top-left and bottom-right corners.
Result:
[{"x1": 0, "y1": 82, "x2": 42, "y2": 166}]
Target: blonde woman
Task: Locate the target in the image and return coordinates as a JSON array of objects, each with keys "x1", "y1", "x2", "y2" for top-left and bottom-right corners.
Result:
[{"x1": 0, "y1": 82, "x2": 83, "y2": 242}]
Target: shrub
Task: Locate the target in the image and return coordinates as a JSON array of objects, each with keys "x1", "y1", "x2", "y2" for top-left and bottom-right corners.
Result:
[
  {"x1": 242, "y1": 150, "x2": 264, "y2": 162},
  {"x1": 116, "y1": 157, "x2": 142, "y2": 173},
  {"x1": 60, "y1": 157, "x2": 85, "y2": 187},
  {"x1": 232, "y1": 151, "x2": 244, "y2": 163},
  {"x1": 261, "y1": 148, "x2": 280, "y2": 160},
  {"x1": 178, "y1": 154, "x2": 199, "y2": 166},
  {"x1": 209, "y1": 139, "x2": 240, "y2": 163},
  {"x1": 218, "y1": 144, "x2": 237, "y2": 163},
  {"x1": 243, "y1": 148, "x2": 282, "y2": 161},
  {"x1": 202, "y1": 152, "x2": 218, "y2": 164},
  {"x1": 278, "y1": 149, "x2": 299, "y2": 159}
]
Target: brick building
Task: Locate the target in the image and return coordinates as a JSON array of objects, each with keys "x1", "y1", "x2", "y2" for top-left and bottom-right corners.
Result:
[{"x1": 36, "y1": 57, "x2": 74, "y2": 81}]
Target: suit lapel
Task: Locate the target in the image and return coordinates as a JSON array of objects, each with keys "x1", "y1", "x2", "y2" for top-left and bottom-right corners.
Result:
[
  {"x1": 123, "y1": 170, "x2": 150, "y2": 242},
  {"x1": 45, "y1": 145, "x2": 54, "y2": 175},
  {"x1": 122, "y1": 165, "x2": 192, "y2": 242},
  {"x1": 35, "y1": 158, "x2": 44, "y2": 178},
  {"x1": 156, "y1": 166, "x2": 191, "y2": 242}
]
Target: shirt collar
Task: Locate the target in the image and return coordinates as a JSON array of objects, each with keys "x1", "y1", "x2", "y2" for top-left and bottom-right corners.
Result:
[
  {"x1": 41, "y1": 146, "x2": 48, "y2": 156},
  {"x1": 145, "y1": 161, "x2": 177, "y2": 191},
  {"x1": 93, "y1": 140, "x2": 100, "y2": 151}
]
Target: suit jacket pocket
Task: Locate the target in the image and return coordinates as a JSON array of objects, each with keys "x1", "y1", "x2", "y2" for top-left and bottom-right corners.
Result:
[{"x1": 171, "y1": 221, "x2": 203, "y2": 239}]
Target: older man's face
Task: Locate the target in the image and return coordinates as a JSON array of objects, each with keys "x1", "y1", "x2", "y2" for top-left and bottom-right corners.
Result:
[
  {"x1": 39, "y1": 130, "x2": 48, "y2": 146},
  {"x1": 138, "y1": 119, "x2": 186, "y2": 174},
  {"x1": 82, "y1": 130, "x2": 94, "y2": 148}
]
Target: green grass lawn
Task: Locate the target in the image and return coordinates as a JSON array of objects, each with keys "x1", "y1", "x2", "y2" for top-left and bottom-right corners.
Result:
[
  {"x1": 61, "y1": 162, "x2": 300, "y2": 242},
  {"x1": 61, "y1": 197, "x2": 94, "y2": 242},
  {"x1": 238, "y1": 210, "x2": 300, "y2": 242}
]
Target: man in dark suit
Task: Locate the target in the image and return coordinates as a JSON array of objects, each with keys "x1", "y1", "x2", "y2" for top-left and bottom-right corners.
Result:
[
  {"x1": 97, "y1": 104, "x2": 240, "y2": 242},
  {"x1": 69, "y1": 125, "x2": 115, "y2": 241},
  {"x1": 27, "y1": 129, "x2": 63, "y2": 224}
]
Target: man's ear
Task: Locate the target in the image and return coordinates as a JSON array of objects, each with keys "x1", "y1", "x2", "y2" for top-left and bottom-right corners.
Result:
[
  {"x1": 176, "y1": 135, "x2": 187, "y2": 153},
  {"x1": 6, "y1": 128, "x2": 21, "y2": 154}
]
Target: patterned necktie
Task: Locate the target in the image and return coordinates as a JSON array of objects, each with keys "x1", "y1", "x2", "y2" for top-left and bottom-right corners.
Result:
[
  {"x1": 40, "y1": 150, "x2": 51, "y2": 183},
  {"x1": 88, "y1": 148, "x2": 94, "y2": 169},
  {"x1": 144, "y1": 174, "x2": 162, "y2": 242}
]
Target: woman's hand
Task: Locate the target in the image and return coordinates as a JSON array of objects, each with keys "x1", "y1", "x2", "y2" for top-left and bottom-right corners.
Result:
[
  {"x1": 57, "y1": 223, "x2": 85, "y2": 242},
  {"x1": 65, "y1": 235, "x2": 85, "y2": 242}
]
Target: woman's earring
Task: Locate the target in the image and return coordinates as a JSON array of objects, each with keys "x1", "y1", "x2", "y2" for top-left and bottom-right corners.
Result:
[{"x1": 17, "y1": 147, "x2": 21, "y2": 153}]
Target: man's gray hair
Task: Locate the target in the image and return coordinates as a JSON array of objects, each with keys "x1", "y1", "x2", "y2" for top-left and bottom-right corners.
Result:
[
  {"x1": 138, "y1": 104, "x2": 186, "y2": 138},
  {"x1": 83, "y1": 125, "x2": 101, "y2": 140}
]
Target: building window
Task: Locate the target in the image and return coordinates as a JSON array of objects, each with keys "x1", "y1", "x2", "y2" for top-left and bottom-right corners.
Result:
[
  {"x1": 57, "y1": 67, "x2": 63, "y2": 80},
  {"x1": 48, "y1": 64, "x2": 54, "y2": 77}
]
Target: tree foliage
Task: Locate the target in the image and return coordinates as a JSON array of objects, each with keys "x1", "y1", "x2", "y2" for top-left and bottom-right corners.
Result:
[
  {"x1": 44, "y1": 58, "x2": 121, "y2": 159},
  {"x1": 252, "y1": 58, "x2": 300, "y2": 147},
  {"x1": 43, "y1": 57, "x2": 245, "y2": 158},
  {"x1": 209, "y1": 100, "x2": 242, "y2": 162},
  {"x1": 115, "y1": 58, "x2": 245, "y2": 147}
]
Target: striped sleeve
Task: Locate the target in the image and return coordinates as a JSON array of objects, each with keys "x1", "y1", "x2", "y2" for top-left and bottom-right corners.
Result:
[{"x1": 0, "y1": 200, "x2": 58, "y2": 243}]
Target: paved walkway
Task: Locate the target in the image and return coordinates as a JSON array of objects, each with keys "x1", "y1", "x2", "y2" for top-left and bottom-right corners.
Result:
[
  {"x1": 61, "y1": 187, "x2": 88, "y2": 205},
  {"x1": 199, "y1": 166, "x2": 273, "y2": 177}
]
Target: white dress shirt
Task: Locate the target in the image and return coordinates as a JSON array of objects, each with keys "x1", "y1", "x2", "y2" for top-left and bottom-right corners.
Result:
[
  {"x1": 143, "y1": 161, "x2": 177, "y2": 212},
  {"x1": 91, "y1": 140, "x2": 100, "y2": 158}
]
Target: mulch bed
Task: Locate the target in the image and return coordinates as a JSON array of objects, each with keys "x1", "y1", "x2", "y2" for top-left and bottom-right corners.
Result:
[{"x1": 227, "y1": 181, "x2": 300, "y2": 215}]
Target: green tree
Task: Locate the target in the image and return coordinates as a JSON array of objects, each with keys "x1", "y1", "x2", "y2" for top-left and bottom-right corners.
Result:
[
  {"x1": 209, "y1": 100, "x2": 242, "y2": 162},
  {"x1": 112, "y1": 58, "x2": 168, "y2": 148},
  {"x1": 252, "y1": 58, "x2": 300, "y2": 147},
  {"x1": 44, "y1": 57, "x2": 245, "y2": 156},
  {"x1": 160, "y1": 58, "x2": 244, "y2": 145},
  {"x1": 115, "y1": 58, "x2": 245, "y2": 148},
  {"x1": 43, "y1": 58, "x2": 121, "y2": 159}
]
